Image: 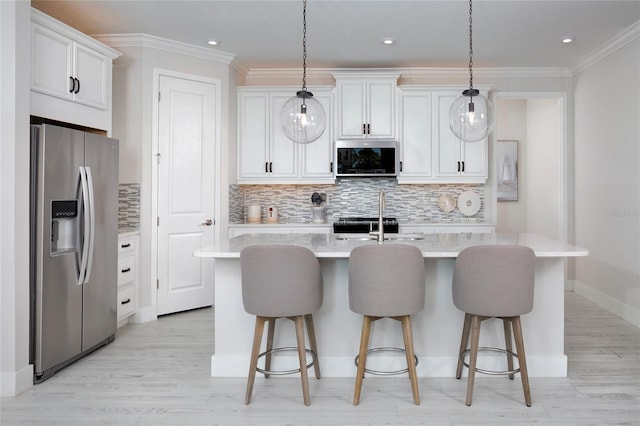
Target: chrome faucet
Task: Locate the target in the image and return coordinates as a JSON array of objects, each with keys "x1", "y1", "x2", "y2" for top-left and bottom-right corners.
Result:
[{"x1": 370, "y1": 189, "x2": 386, "y2": 243}]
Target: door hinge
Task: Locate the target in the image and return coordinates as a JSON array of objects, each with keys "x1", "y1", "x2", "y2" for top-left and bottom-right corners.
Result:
[
  {"x1": 157, "y1": 279, "x2": 159, "y2": 289},
  {"x1": 157, "y1": 216, "x2": 160, "y2": 226},
  {"x1": 158, "y1": 91, "x2": 161, "y2": 102}
]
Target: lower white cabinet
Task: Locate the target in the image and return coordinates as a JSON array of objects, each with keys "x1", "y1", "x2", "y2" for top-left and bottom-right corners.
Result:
[{"x1": 117, "y1": 233, "x2": 138, "y2": 326}]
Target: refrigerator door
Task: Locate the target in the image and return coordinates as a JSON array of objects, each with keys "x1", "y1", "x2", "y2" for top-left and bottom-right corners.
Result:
[
  {"x1": 32, "y1": 124, "x2": 85, "y2": 375},
  {"x1": 82, "y1": 133, "x2": 118, "y2": 351}
]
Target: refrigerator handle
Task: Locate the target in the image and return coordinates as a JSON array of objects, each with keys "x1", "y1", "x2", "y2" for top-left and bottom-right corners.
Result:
[
  {"x1": 84, "y1": 166, "x2": 96, "y2": 284},
  {"x1": 77, "y1": 166, "x2": 90, "y2": 286}
]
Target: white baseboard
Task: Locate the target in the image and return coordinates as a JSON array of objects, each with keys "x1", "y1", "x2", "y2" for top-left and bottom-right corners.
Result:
[
  {"x1": 572, "y1": 280, "x2": 640, "y2": 328},
  {"x1": 1, "y1": 364, "x2": 33, "y2": 397}
]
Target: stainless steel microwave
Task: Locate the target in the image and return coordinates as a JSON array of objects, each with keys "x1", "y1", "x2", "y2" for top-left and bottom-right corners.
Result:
[{"x1": 335, "y1": 140, "x2": 398, "y2": 177}]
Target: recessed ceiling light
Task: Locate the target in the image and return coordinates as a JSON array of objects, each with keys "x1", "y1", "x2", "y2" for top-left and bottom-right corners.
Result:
[
  {"x1": 562, "y1": 37, "x2": 573, "y2": 44},
  {"x1": 382, "y1": 38, "x2": 394, "y2": 45},
  {"x1": 207, "y1": 40, "x2": 219, "y2": 46}
]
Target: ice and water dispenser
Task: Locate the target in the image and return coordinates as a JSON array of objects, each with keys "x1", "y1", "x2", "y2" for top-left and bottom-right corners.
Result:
[{"x1": 50, "y1": 200, "x2": 78, "y2": 255}]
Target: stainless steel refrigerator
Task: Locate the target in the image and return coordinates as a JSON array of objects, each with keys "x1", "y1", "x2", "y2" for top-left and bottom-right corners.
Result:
[{"x1": 30, "y1": 123, "x2": 119, "y2": 383}]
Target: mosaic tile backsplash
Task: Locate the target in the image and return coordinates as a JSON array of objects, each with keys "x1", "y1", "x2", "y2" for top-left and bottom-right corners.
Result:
[
  {"x1": 230, "y1": 179, "x2": 486, "y2": 224},
  {"x1": 118, "y1": 183, "x2": 140, "y2": 231}
]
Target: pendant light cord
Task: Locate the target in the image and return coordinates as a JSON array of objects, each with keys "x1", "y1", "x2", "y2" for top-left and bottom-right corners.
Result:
[
  {"x1": 302, "y1": 0, "x2": 308, "y2": 92},
  {"x1": 468, "y1": 0, "x2": 474, "y2": 92}
]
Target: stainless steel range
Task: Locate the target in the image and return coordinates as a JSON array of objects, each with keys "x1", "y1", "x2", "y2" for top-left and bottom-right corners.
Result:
[{"x1": 333, "y1": 217, "x2": 399, "y2": 234}]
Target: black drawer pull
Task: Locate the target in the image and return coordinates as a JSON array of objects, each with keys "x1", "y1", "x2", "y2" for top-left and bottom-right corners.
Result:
[
  {"x1": 121, "y1": 243, "x2": 131, "y2": 248},
  {"x1": 121, "y1": 267, "x2": 131, "y2": 273},
  {"x1": 121, "y1": 298, "x2": 131, "y2": 305}
]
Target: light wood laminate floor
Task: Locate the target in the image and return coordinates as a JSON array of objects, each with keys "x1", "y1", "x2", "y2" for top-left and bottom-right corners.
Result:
[{"x1": 2, "y1": 292, "x2": 639, "y2": 426}]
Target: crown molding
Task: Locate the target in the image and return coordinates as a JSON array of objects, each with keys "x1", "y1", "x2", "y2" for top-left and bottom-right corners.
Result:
[
  {"x1": 93, "y1": 33, "x2": 236, "y2": 65},
  {"x1": 571, "y1": 20, "x2": 640, "y2": 75},
  {"x1": 244, "y1": 66, "x2": 572, "y2": 83}
]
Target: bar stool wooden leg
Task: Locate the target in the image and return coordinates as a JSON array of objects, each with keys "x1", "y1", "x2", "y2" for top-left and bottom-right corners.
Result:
[
  {"x1": 245, "y1": 316, "x2": 267, "y2": 405},
  {"x1": 456, "y1": 313, "x2": 472, "y2": 379},
  {"x1": 465, "y1": 315, "x2": 482, "y2": 406},
  {"x1": 503, "y1": 317, "x2": 515, "y2": 380},
  {"x1": 353, "y1": 315, "x2": 372, "y2": 406},
  {"x1": 264, "y1": 318, "x2": 276, "y2": 379},
  {"x1": 400, "y1": 315, "x2": 420, "y2": 405},
  {"x1": 294, "y1": 315, "x2": 311, "y2": 406},
  {"x1": 512, "y1": 316, "x2": 532, "y2": 407},
  {"x1": 304, "y1": 314, "x2": 321, "y2": 379}
]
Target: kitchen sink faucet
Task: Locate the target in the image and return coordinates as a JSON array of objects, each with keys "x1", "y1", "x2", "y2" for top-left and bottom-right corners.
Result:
[{"x1": 369, "y1": 189, "x2": 385, "y2": 243}]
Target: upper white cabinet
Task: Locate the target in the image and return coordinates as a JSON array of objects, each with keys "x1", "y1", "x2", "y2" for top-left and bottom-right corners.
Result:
[
  {"x1": 30, "y1": 8, "x2": 121, "y2": 131},
  {"x1": 397, "y1": 88, "x2": 433, "y2": 181},
  {"x1": 397, "y1": 87, "x2": 488, "y2": 184},
  {"x1": 237, "y1": 87, "x2": 335, "y2": 184},
  {"x1": 432, "y1": 90, "x2": 487, "y2": 182},
  {"x1": 333, "y1": 73, "x2": 399, "y2": 140}
]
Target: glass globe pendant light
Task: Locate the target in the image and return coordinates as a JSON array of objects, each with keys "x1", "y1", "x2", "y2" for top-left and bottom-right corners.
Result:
[
  {"x1": 449, "y1": 0, "x2": 494, "y2": 142},
  {"x1": 281, "y1": 0, "x2": 326, "y2": 144}
]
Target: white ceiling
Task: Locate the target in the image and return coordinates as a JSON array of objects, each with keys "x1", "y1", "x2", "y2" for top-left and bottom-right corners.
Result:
[{"x1": 32, "y1": 0, "x2": 640, "y2": 70}]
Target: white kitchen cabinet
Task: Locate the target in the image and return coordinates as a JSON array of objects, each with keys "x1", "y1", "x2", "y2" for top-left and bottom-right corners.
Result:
[
  {"x1": 117, "y1": 233, "x2": 138, "y2": 326},
  {"x1": 237, "y1": 87, "x2": 334, "y2": 184},
  {"x1": 397, "y1": 88, "x2": 433, "y2": 182},
  {"x1": 30, "y1": 9, "x2": 120, "y2": 131},
  {"x1": 333, "y1": 73, "x2": 399, "y2": 139},
  {"x1": 432, "y1": 91, "x2": 488, "y2": 183}
]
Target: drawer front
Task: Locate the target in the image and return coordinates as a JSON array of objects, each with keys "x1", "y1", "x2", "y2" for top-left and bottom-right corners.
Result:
[
  {"x1": 117, "y1": 255, "x2": 136, "y2": 287},
  {"x1": 118, "y1": 235, "x2": 137, "y2": 256},
  {"x1": 117, "y1": 285, "x2": 136, "y2": 320}
]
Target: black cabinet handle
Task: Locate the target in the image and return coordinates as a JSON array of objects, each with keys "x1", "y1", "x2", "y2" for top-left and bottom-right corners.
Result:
[
  {"x1": 121, "y1": 267, "x2": 131, "y2": 273},
  {"x1": 457, "y1": 161, "x2": 461, "y2": 172},
  {"x1": 461, "y1": 161, "x2": 465, "y2": 172},
  {"x1": 362, "y1": 123, "x2": 366, "y2": 134},
  {"x1": 74, "y1": 78, "x2": 80, "y2": 94},
  {"x1": 121, "y1": 243, "x2": 131, "y2": 248},
  {"x1": 121, "y1": 298, "x2": 131, "y2": 305},
  {"x1": 269, "y1": 162, "x2": 273, "y2": 173},
  {"x1": 69, "y1": 76, "x2": 75, "y2": 93},
  {"x1": 265, "y1": 162, "x2": 269, "y2": 173},
  {"x1": 400, "y1": 161, "x2": 403, "y2": 172},
  {"x1": 367, "y1": 123, "x2": 371, "y2": 134},
  {"x1": 330, "y1": 162, "x2": 333, "y2": 173}
]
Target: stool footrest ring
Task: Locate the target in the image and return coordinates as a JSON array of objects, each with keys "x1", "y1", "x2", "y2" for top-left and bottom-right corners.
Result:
[
  {"x1": 459, "y1": 347, "x2": 521, "y2": 376},
  {"x1": 355, "y1": 346, "x2": 419, "y2": 376},
  {"x1": 255, "y1": 346, "x2": 317, "y2": 376}
]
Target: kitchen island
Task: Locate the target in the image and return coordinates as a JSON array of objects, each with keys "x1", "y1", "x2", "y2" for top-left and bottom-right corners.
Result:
[{"x1": 194, "y1": 233, "x2": 587, "y2": 378}]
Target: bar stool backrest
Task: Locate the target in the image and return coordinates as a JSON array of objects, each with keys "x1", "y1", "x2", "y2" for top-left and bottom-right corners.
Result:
[
  {"x1": 349, "y1": 244, "x2": 426, "y2": 317},
  {"x1": 452, "y1": 245, "x2": 535, "y2": 317},
  {"x1": 240, "y1": 245, "x2": 323, "y2": 317}
]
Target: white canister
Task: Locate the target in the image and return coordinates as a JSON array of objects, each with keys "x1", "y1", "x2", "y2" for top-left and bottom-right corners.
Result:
[
  {"x1": 247, "y1": 205, "x2": 261, "y2": 223},
  {"x1": 266, "y1": 207, "x2": 278, "y2": 223}
]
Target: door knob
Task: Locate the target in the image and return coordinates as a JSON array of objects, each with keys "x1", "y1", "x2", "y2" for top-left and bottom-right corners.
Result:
[{"x1": 201, "y1": 219, "x2": 213, "y2": 226}]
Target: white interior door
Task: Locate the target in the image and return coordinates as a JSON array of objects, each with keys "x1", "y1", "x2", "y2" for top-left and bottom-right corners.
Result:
[{"x1": 157, "y1": 75, "x2": 216, "y2": 315}]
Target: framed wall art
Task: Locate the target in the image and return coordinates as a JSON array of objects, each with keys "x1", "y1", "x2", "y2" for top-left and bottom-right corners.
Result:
[{"x1": 497, "y1": 140, "x2": 518, "y2": 201}]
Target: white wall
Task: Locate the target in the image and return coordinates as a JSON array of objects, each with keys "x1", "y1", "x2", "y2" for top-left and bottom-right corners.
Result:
[
  {"x1": 496, "y1": 99, "x2": 528, "y2": 233},
  {"x1": 573, "y1": 37, "x2": 640, "y2": 326},
  {"x1": 1, "y1": 0, "x2": 32, "y2": 397}
]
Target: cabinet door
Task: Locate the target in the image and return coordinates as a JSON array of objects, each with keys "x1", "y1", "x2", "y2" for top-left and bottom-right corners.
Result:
[
  {"x1": 73, "y1": 43, "x2": 110, "y2": 109},
  {"x1": 398, "y1": 90, "x2": 432, "y2": 180},
  {"x1": 367, "y1": 79, "x2": 395, "y2": 139},
  {"x1": 336, "y1": 80, "x2": 367, "y2": 138},
  {"x1": 433, "y1": 92, "x2": 463, "y2": 177},
  {"x1": 269, "y1": 94, "x2": 298, "y2": 179},
  {"x1": 300, "y1": 92, "x2": 334, "y2": 180},
  {"x1": 238, "y1": 93, "x2": 270, "y2": 179},
  {"x1": 31, "y1": 23, "x2": 74, "y2": 102},
  {"x1": 460, "y1": 137, "x2": 487, "y2": 177}
]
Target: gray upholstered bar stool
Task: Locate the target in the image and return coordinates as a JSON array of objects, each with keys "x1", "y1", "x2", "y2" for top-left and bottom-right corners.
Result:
[
  {"x1": 349, "y1": 244, "x2": 426, "y2": 405},
  {"x1": 240, "y1": 245, "x2": 323, "y2": 406},
  {"x1": 452, "y1": 244, "x2": 536, "y2": 407}
]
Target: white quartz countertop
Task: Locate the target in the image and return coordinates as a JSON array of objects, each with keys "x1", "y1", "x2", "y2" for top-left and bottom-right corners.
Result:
[{"x1": 194, "y1": 232, "x2": 588, "y2": 259}]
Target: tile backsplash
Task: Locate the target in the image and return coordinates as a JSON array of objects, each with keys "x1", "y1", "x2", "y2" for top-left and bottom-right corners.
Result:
[
  {"x1": 230, "y1": 179, "x2": 485, "y2": 224},
  {"x1": 118, "y1": 183, "x2": 140, "y2": 231}
]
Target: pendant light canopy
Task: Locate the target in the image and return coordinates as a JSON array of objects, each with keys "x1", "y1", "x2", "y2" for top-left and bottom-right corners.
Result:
[
  {"x1": 449, "y1": 0, "x2": 494, "y2": 142},
  {"x1": 281, "y1": 0, "x2": 326, "y2": 144}
]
